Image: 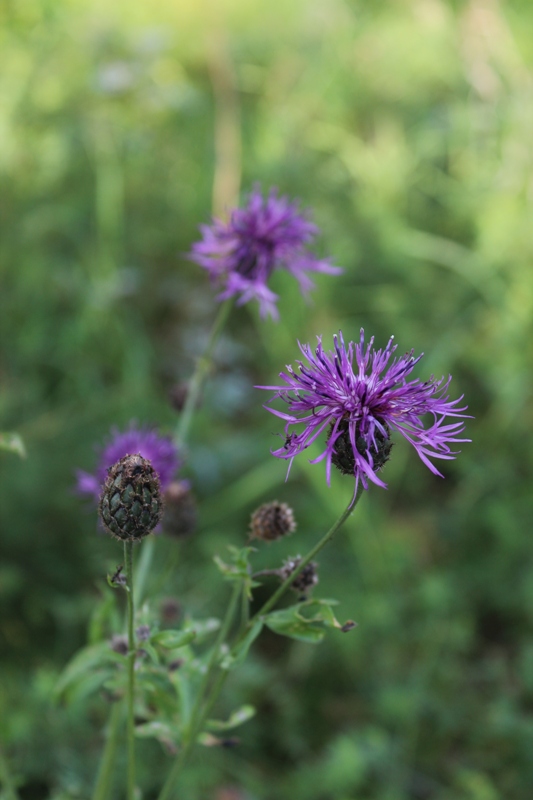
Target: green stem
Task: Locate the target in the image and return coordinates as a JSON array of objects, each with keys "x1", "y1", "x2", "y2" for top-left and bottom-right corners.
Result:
[
  {"x1": 174, "y1": 299, "x2": 233, "y2": 449},
  {"x1": 156, "y1": 582, "x2": 241, "y2": 800},
  {"x1": 0, "y1": 748, "x2": 20, "y2": 800},
  {"x1": 157, "y1": 490, "x2": 364, "y2": 800},
  {"x1": 91, "y1": 701, "x2": 122, "y2": 800},
  {"x1": 125, "y1": 541, "x2": 136, "y2": 800},
  {"x1": 134, "y1": 534, "x2": 154, "y2": 606}
]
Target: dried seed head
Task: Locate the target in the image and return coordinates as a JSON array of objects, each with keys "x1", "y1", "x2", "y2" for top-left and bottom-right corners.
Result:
[
  {"x1": 162, "y1": 480, "x2": 197, "y2": 539},
  {"x1": 281, "y1": 556, "x2": 319, "y2": 595},
  {"x1": 99, "y1": 454, "x2": 162, "y2": 541},
  {"x1": 110, "y1": 634, "x2": 128, "y2": 655},
  {"x1": 250, "y1": 501, "x2": 296, "y2": 542}
]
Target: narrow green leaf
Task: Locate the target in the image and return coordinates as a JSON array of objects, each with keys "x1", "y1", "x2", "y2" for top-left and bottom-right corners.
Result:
[
  {"x1": 221, "y1": 620, "x2": 263, "y2": 670},
  {"x1": 55, "y1": 643, "x2": 124, "y2": 700},
  {"x1": 152, "y1": 629, "x2": 196, "y2": 649},
  {"x1": 206, "y1": 704, "x2": 256, "y2": 731}
]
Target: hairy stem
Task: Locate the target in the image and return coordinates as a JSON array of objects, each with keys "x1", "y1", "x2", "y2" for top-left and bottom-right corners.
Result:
[{"x1": 124, "y1": 541, "x2": 136, "y2": 800}]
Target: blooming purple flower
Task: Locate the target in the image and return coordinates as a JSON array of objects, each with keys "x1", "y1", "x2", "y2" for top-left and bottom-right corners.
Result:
[
  {"x1": 76, "y1": 425, "x2": 180, "y2": 503},
  {"x1": 188, "y1": 186, "x2": 342, "y2": 320},
  {"x1": 258, "y1": 330, "x2": 470, "y2": 493}
]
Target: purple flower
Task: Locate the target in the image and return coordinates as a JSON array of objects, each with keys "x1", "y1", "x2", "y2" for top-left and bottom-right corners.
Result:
[
  {"x1": 76, "y1": 425, "x2": 180, "y2": 503},
  {"x1": 258, "y1": 330, "x2": 470, "y2": 493},
  {"x1": 188, "y1": 186, "x2": 342, "y2": 320}
]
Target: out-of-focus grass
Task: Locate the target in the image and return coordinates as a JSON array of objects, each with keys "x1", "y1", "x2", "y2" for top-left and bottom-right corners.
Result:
[{"x1": 1, "y1": 1, "x2": 533, "y2": 798}]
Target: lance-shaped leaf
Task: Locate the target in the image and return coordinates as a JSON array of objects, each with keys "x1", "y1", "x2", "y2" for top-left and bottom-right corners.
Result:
[
  {"x1": 152, "y1": 629, "x2": 197, "y2": 649},
  {"x1": 263, "y1": 599, "x2": 357, "y2": 644},
  {"x1": 55, "y1": 642, "x2": 125, "y2": 701},
  {"x1": 206, "y1": 704, "x2": 256, "y2": 731}
]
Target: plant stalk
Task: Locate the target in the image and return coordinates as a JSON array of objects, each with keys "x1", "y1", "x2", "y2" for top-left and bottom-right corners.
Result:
[{"x1": 125, "y1": 541, "x2": 136, "y2": 800}]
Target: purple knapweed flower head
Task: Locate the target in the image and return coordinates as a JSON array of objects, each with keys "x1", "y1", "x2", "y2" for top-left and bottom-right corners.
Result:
[
  {"x1": 76, "y1": 424, "x2": 180, "y2": 503},
  {"x1": 258, "y1": 330, "x2": 471, "y2": 494},
  {"x1": 188, "y1": 186, "x2": 342, "y2": 320}
]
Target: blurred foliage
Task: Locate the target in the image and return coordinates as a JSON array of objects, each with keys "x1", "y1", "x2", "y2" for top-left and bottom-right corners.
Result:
[{"x1": 1, "y1": 0, "x2": 533, "y2": 798}]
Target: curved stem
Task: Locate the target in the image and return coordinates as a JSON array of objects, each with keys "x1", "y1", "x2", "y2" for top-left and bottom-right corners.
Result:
[
  {"x1": 157, "y1": 490, "x2": 364, "y2": 799},
  {"x1": 174, "y1": 298, "x2": 233, "y2": 450},
  {"x1": 124, "y1": 541, "x2": 136, "y2": 800},
  {"x1": 91, "y1": 701, "x2": 122, "y2": 800}
]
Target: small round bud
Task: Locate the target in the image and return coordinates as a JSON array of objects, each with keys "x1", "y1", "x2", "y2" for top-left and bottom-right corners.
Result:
[
  {"x1": 328, "y1": 418, "x2": 393, "y2": 476},
  {"x1": 136, "y1": 625, "x2": 151, "y2": 642},
  {"x1": 250, "y1": 501, "x2": 296, "y2": 542},
  {"x1": 160, "y1": 597, "x2": 182, "y2": 625},
  {"x1": 162, "y1": 480, "x2": 197, "y2": 539},
  {"x1": 110, "y1": 634, "x2": 128, "y2": 655},
  {"x1": 281, "y1": 556, "x2": 319, "y2": 595},
  {"x1": 99, "y1": 454, "x2": 162, "y2": 541}
]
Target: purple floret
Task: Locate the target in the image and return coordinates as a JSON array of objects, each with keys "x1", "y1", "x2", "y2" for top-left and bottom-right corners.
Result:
[
  {"x1": 76, "y1": 425, "x2": 180, "y2": 502},
  {"x1": 188, "y1": 186, "x2": 342, "y2": 320},
  {"x1": 258, "y1": 329, "x2": 471, "y2": 493}
]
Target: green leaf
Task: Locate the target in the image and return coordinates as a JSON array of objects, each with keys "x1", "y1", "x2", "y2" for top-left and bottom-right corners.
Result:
[
  {"x1": 265, "y1": 606, "x2": 326, "y2": 643},
  {"x1": 221, "y1": 620, "x2": 263, "y2": 670},
  {"x1": 263, "y1": 599, "x2": 357, "y2": 644},
  {"x1": 182, "y1": 617, "x2": 220, "y2": 642},
  {"x1": 214, "y1": 546, "x2": 259, "y2": 599},
  {"x1": 206, "y1": 704, "x2": 256, "y2": 731},
  {"x1": 152, "y1": 629, "x2": 196, "y2": 649},
  {"x1": 0, "y1": 432, "x2": 26, "y2": 458},
  {"x1": 135, "y1": 721, "x2": 177, "y2": 743},
  {"x1": 55, "y1": 643, "x2": 125, "y2": 701}
]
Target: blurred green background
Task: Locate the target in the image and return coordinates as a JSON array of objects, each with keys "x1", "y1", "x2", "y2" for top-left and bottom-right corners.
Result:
[{"x1": 1, "y1": 0, "x2": 533, "y2": 798}]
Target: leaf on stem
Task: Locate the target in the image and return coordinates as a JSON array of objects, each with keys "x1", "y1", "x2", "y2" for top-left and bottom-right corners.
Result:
[
  {"x1": 206, "y1": 704, "x2": 256, "y2": 731},
  {"x1": 214, "y1": 546, "x2": 259, "y2": 599},
  {"x1": 54, "y1": 642, "x2": 125, "y2": 702},
  {"x1": 221, "y1": 620, "x2": 263, "y2": 670},
  {"x1": 152, "y1": 629, "x2": 197, "y2": 649},
  {"x1": 263, "y1": 599, "x2": 358, "y2": 644}
]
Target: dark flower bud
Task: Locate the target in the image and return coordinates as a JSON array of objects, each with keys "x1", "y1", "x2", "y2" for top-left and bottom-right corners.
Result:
[
  {"x1": 160, "y1": 597, "x2": 182, "y2": 624},
  {"x1": 281, "y1": 556, "x2": 319, "y2": 595},
  {"x1": 250, "y1": 501, "x2": 296, "y2": 542},
  {"x1": 162, "y1": 480, "x2": 197, "y2": 539},
  {"x1": 99, "y1": 454, "x2": 162, "y2": 541},
  {"x1": 136, "y1": 625, "x2": 150, "y2": 642},
  {"x1": 110, "y1": 634, "x2": 128, "y2": 655},
  {"x1": 328, "y1": 418, "x2": 393, "y2": 476}
]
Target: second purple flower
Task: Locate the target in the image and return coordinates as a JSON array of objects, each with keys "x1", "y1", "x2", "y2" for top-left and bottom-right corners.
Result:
[{"x1": 188, "y1": 187, "x2": 342, "y2": 320}]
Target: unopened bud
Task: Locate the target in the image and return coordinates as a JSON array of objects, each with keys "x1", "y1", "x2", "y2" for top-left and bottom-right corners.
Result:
[
  {"x1": 99, "y1": 454, "x2": 162, "y2": 541},
  {"x1": 250, "y1": 501, "x2": 296, "y2": 542},
  {"x1": 281, "y1": 556, "x2": 319, "y2": 595}
]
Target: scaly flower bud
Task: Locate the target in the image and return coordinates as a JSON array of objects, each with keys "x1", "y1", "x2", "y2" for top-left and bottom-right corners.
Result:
[
  {"x1": 250, "y1": 501, "x2": 296, "y2": 542},
  {"x1": 99, "y1": 454, "x2": 162, "y2": 541},
  {"x1": 281, "y1": 556, "x2": 319, "y2": 595}
]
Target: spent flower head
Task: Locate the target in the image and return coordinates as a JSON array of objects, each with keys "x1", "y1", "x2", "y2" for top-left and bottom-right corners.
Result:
[
  {"x1": 188, "y1": 186, "x2": 342, "y2": 320},
  {"x1": 76, "y1": 424, "x2": 180, "y2": 502},
  {"x1": 259, "y1": 329, "x2": 470, "y2": 494}
]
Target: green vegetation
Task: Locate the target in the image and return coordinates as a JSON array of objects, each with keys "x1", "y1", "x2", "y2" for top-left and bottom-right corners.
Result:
[{"x1": 1, "y1": 1, "x2": 532, "y2": 798}]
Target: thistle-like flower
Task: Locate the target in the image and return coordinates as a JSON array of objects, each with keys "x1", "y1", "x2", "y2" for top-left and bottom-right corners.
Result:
[
  {"x1": 99, "y1": 454, "x2": 162, "y2": 541},
  {"x1": 258, "y1": 329, "x2": 470, "y2": 493},
  {"x1": 188, "y1": 186, "x2": 342, "y2": 320},
  {"x1": 76, "y1": 425, "x2": 179, "y2": 502}
]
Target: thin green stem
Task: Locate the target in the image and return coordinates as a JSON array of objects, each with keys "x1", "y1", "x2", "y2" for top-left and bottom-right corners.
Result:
[
  {"x1": 134, "y1": 534, "x2": 154, "y2": 606},
  {"x1": 91, "y1": 701, "x2": 122, "y2": 800},
  {"x1": 174, "y1": 299, "x2": 233, "y2": 449},
  {"x1": 124, "y1": 541, "x2": 136, "y2": 800},
  {"x1": 156, "y1": 582, "x2": 241, "y2": 800}
]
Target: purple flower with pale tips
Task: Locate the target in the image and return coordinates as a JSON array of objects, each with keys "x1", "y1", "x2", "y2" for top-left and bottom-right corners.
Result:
[
  {"x1": 188, "y1": 186, "x2": 342, "y2": 320},
  {"x1": 258, "y1": 330, "x2": 471, "y2": 493},
  {"x1": 76, "y1": 425, "x2": 180, "y2": 503}
]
